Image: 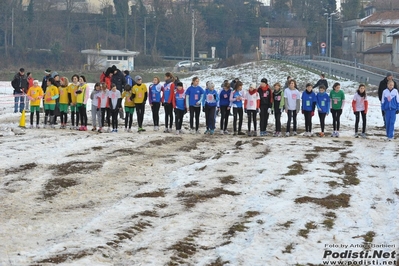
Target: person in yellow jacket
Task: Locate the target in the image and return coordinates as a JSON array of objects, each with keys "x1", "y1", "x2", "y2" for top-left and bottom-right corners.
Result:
[
  {"x1": 132, "y1": 75, "x2": 147, "y2": 132},
  {"x1": 43, "y1": 78, "x2": 59, "y2": 128},
  {"x1": 76, "y1": 75, "x2": 90, "y2": 131},
  {"x1": 67, "y1": 74, "x2": 80, "y2": 130},
  {"x1": 121, "y1": 84, "x2": 135, "y2": 132},
  {"x1": 59, "y1": 77, "x2": 70, "y2": 129},
  {"x1": 26, "y1": 80, "x2": 44, "y2": 128}
]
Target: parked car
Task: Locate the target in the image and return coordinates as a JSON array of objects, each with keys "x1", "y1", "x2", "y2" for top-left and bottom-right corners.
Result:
[{"x1": 175, "y1": 61, "x2": 200, "y2": 68}]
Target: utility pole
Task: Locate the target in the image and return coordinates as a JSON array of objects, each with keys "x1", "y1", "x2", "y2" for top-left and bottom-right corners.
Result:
[
  {"x1": 11, "y1": 8, "x2": 14, "y2": 47},
  {"x1": 144, "y1": 17, "x2": 147, "y2": 55},
  {"x1": 190, "y1": 9, "x2": 195, "y2": 69}
]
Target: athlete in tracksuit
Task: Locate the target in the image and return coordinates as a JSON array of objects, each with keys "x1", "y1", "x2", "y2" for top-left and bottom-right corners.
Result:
[
  {"x1": 202, "y1": 82, "x2": 219, "y2": 135},
  {"x1": 381, "y1": 80, "x2": 399, "y2": 140}
]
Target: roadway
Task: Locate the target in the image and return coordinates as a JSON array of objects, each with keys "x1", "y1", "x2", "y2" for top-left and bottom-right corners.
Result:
[{"x1": 306, "y1": 60, "x2": 386, "y2": 87}]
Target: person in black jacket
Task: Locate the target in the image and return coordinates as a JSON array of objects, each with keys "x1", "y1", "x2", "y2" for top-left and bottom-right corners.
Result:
[
  {"x1": 11, "y1": 68, "x2": 28, "y2": 113},
  {"x1": 378, "y1": 72, "x2": 398, "y2": 128},
  {"x1": 258, "y1": 78, "x2": 273, "y2": 136},
  {"x1": 111, "y1": 65, "x2": 126, "y2": 119},
  {"x1": 313, "y1": 73, "x2": 328, "y2": 89}
]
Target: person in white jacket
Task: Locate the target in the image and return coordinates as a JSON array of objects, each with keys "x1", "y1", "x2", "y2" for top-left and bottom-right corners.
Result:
[{"x1": 244, "y1": 83, "x2": 260, "y2": 136}]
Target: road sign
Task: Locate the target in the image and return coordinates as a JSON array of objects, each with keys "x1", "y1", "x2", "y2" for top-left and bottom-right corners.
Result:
[
  {"x1": 320, "y1": 42, "x2": 326, "y2": 48},
  {"x1": 307, "y1": 42, "x2": 312, "y2": 47}
]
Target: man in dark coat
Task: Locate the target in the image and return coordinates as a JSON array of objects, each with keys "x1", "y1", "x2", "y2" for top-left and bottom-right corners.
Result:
[
  {"x1": 378, "y1": 72, "x2": 398, "y2": 128},
  {"x1": 11, "y1": 68, "x2": 28, "y2": 113},
  {"x1": 111, "y1": 65, "x2": 126, "y2": 119},
  {"x1": 313, "y1": 73, "x2": 328, "y2": 89}
]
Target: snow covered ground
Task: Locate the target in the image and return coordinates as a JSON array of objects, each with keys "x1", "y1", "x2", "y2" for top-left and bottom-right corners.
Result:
[{"x1": 0, "y1": 61, "x2": 398, "y2": 266}]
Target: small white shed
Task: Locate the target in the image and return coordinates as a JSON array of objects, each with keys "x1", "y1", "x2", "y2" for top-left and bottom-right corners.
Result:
[{"x1": 81, "y1": 49, "x2": 140, "y2": 71}]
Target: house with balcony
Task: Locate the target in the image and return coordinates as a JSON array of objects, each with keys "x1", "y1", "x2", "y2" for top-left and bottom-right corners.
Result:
[{"x1": 259, "y1": 27, "x2": 307, "y2": 58}]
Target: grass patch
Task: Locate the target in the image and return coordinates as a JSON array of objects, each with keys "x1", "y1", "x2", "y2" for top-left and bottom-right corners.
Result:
[
  {"x1": 42, "y1": 178, "x2": 79, "y2": 199},
  {"x1": 197, "y1": 165, "x2": 207, "y2": 171},
  {"x1": 298, "y1": 222, "x2": 317, "y2": 238},
  {"x1": 167, "y1": 229, "x2": 203, "y2": 265},
  {"x1": 148, "y1": 137, "x2": 182, "y2": 146},
  {"x1": 326, "y1": 181, "x2": 339, "y2": 188},
  {"x1": 35, "y1": 250, "x2": 92, "y2": 264},
  {"x1": 92, "y1": 146, "x2": 103, "y2": 151},
  {"x1": 267, "y1": 189, "x2": 285, "y2": 196},
  {"x1": 134, "y1": 189, "x2": 166, "y2": 198},
  {"x1": 52, "y1": 161, "x2": 103, "y2": 176},
  {"x1": 286, "y1": 161, "x2": 305, "y2": 176},
  {"x1": 395, "y1": 189, "x2": 399, "y2": 197},
  {"x1": 305, "y1": 153, "x2": 318, "y2": 160},
  {"x1": 282, "y1": 243, "x2": 295, "y2": 253},
  {"x1": 184, "y1": 181, "x2": 199, "y2": 188},
  {"x1": 138, "y1": 210, "x2": 158, "y2": 217},
  {"x1": 206, "y1": 257, "x2": 230, "y2": 266},
  {"x1": 113, "y1": 148, "x2": 142, "y2": 156},
  {"x1": 177, "y1": 188, "x2": 240, "y2": 208},
  {"x1": 295, "y1": 193, "x2": 351, "y2": 209},
  {"x1": 313, "y1": 146, "x2": 341, "y2": 152},
  {"x1": 219, "y1": 175, "x2": 236, "y2": 184},
  {"x1": 278, "y1": 220, "x2": 294, "y2": 228},
  {"x1": 5, "y1": 163, "x2": 37, "y2": 175}
]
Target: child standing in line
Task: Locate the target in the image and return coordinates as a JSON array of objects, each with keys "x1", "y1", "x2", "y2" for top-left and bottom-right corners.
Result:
[
  {"x1": 352, "y1": 84, "x2": 368, "y2": 138},
  {"x1": 162, "y1": 72, "x2": 175, "y2": 133},
  {"x1": 284, "y1": 79, "x2": 301, "y2": 137},
  {"x1": 301, "y1": 83, "x2": 317, "y2": 137},
  {"x1": 230, "y1": 81, "x2": 245, "y2": 135},
  {"x1": 218, "y1": 80, "x2": 232, "y2": 135},
  {"x1": 76, "y1": 76, "x2": 90, "y2": 131},
  {"x1": 202, "y1": 81, "x2": 219, "y2": 135},
  {"x1": 43, "y1": 78, "x2": 59, "y2": 128},
  {"x1": 59, "y1": 77, "x2": 70, "y2": 129},
  {"x1": 26, "y1": 80, "x2": 43, "y2": 128},
  {"x1": 108, "y1": 83, "x2": 122, "y2": 132},
  {"x1": 90, "y1": 82, "x2": 102, "y2": 131},
  {"x1": 68, "y1": 74, "x2": 80, "y2": 130},
  {"x1": 173, "y1": 82, "x2": 186, "y2": 135},
  {"x1": 244, "y1": 83, "x2": 260, "y2": 136},
  {"x1": 149, "y1": 77, "x2": 163, "y2": 131},
  {"x1": 97, "y1": 83, "x2": 110, "y2": 133},
  {"x1": 316, "y1": 85, "x2": 330, "y2": 137},
  {"x1": 381, "y1": 80, "x2": 399, "y2": 141},
  {"x1": 185, "y1": 76, "x2": 204, "y2": 134},
  {"x1": 330, "y1": 82, "x2": 345, "y2": 137},
  {"x1": 272, "y1": 82, "x2": 284, "y2": 137},
  {"x1": 121, "y1": 84, "x2": 135, "y2": 132},
  {"x1": 258, "y1": 78, "x2": 273, "y2": 136},
  {"x1": 132, "y1": 75, "x2": 148, "y2": 132}
]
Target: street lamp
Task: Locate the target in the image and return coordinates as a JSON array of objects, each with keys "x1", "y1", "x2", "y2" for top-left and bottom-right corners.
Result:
[
  {"x1": 265, "y1": 22, "x2": 269, "y2": 59},
  {"x1": 324, "y1": 12, "x2": 337, "y2": 76}
]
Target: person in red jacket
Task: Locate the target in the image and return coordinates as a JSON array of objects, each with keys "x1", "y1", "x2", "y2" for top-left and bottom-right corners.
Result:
[{"x1": 258, "y1": 78, "x2": 273, "y2": 136}]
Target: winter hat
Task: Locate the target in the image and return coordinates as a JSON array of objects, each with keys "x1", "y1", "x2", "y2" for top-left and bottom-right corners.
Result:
[
  {"x1": 250, "y1": 83, "x2": 257, "y2": 89},
  {"x1": 33, "y1": 80, "x2": 39, "y2": 84},
  {"x1": 19, "y1": 68, "x2": 25, "y2": 72},
  {"x1": 386, "y1": 72, "x2": 393, "y2": 77},
  {"x1": 45, "y1": 69, "x2": 51, "y2": 74},
  {"x1": 51, "y1": 71, "x2": 59, "y2": 78},
  {"x1": 261, "y1": 78, "x2": 268, "y2": 84},
  {"x1": 124, "y1": 70, "x2": 130, "y2": 76},
  {"x1": 208, "y1": 82, "x2": 215, "y2": 89},
  {"x1": 176, "y1": 82, "x2": 183, "y2": 87},
  {"x1": 134, "y1": 75, "x2": 142, "y2": 81}
]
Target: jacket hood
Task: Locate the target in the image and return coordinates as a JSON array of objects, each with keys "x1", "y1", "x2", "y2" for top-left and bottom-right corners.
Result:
[{"x1": 248, "y1": 89, "x2": 257, "y2": 95}]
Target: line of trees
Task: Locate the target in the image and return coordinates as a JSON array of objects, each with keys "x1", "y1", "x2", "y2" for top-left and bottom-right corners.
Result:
[{"x1": 0, "y1": 0, "x2": 381, "y2": 70}]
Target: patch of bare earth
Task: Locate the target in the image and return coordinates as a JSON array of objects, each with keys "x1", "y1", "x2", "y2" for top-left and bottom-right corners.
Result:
[
  {"x1": 52, "y1": 161, "x2": 103, "y2": 176},
  {"x1": 34, "y1": 250, "x2": 93, "y2": 264},
  {"x1": 177, "y1": 188, "x2": 240, "y2": 208},
  {"x1": 166, "y1": 229, "x2": 203, "y2": 265},
  {"x1": 295, "y1": 193, "x2": 351, "y2": 209},
  {"x1": 5, "y1": 162, "x2": 37, "y2": 175},
  {"x1": 42, "y1": 178, "x2": 79, "y2": 199},
  {"x1": 134, "y1": 189, "x2": 166, "y2": 198},
  {"x1": 148, "y1": 136, "x2": 182, "y2": 146}
]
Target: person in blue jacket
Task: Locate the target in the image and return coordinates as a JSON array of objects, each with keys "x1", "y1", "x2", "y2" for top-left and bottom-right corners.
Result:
[
  {"x1": 173, "y1": 82, "x2": 186, "y2": 135},
  {"x1": 185, "y1": 76, "x2": 204, "y2": 134},
  {"x1": 124, "y1": 70, "x2": 135, "y2": 87},
  {"x1": 230, "y1": 80, "x2": 245, "y2": 135},
  {"x1": 316, "y1": 85, "x2": 330, "y2": 137},
  {"x1": 301, "y1": 83, "x2": 317, "y2": 137},
  {"x1": 381, "y1": 80, "x2": 399, "y2": 141},
  {"x1": 202, "y1": 81, "x2": 219, "y2": 135},
  {"x1": 218, "y1": 80, "x2": 232, "y2": 134},
  {"x1": 149, "y1": 76, "x2": 163, "y2": 131}
]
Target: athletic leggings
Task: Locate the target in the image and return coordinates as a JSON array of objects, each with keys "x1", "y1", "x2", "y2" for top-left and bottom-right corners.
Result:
[
  {"x1": 331, "y1": 109, "x2": 342, "y2": 131},
  {"x1": 175, "y1": 108, "x2": 185, "y2": 131},
  {"x1": 274, "y1": 108, "x2": 282, "y2": 132},
  {"x1": 205, "y1": 105, "x2": 216, "y2": 130},
  {"x1": 219, "y1": 106, "x2": 230, "y2": 131},
  {"x1": 318, "y1": 112, "x2": 326, "y2": 132},
  {"x1": 354, "y1": 111, "x2": 366, "y2": 133},
  {"x1": 101, "y1": 108, "x2": 110, "y2": 128},
  {"x1": 189, "y1": 106, "x2": 201, "y2": 131},
  {"x1": 60, "y1": 112, "x2": 68, "y2": 125},
  {"x1": 286, "y1": 110, "x2": 297, "y2": 133},
  {"x1": 136, "y1": 103, "x2": 145, "y2": 128},
  {"x1": 233, "y1": 107, "x2": 243, "y2": 132},
  {"x1": 111, "y1": 109, "x2": 119, "y2": 129},
  {"x1": 30, "y1": 111, "x2": 40, "y2": 125},
  {"x1": 79, "y1": 105, "x2": 87, "y2": 127},
  {"x1": 247, "y1": 110, "x2": 257, "y2": 131},
  {"x1": 71, "y1": 111, "x2": 79, "y2": 127},
  {"x1": 259, "y1": 105, "x2": 270, "y2": 132},
  {"x1": 151, "y1": 102, "x2": 160, "y2": 127},
  {"x1": 125, "y1": 112, "x2": 133, "y2": 129},
  {"x1": 164, "y1": 103, "x2": 173, "y2": 129},
  {"x1": 303, "y1": 110, "x2": 313, "y2": 132}
]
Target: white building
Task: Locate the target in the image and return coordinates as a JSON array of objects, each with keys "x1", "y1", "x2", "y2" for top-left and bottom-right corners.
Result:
[{"x1": 81, "y1": 49, "x2": 140, "y2": 71}]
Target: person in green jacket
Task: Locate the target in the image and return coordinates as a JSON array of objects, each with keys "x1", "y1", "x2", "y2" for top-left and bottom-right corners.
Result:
[{"x1": 329, "y1": 82, "x2": 345, "y2": 137}]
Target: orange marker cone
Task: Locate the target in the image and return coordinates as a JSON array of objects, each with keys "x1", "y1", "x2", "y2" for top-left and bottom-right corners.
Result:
[{"x1": 19, "y1": 109, "x2": 26, "y2": 128}]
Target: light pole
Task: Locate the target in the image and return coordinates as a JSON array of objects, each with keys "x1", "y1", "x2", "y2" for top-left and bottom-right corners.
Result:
[
  {"x1": 265, "y1": 21, "x2": 269, "y2": 58},
  {"x1": 143, "y1": 17, "x2": 147, "y2": 56},
  {"x1": 324, "y1": 12, "x2": 336, "y2": 76}
]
